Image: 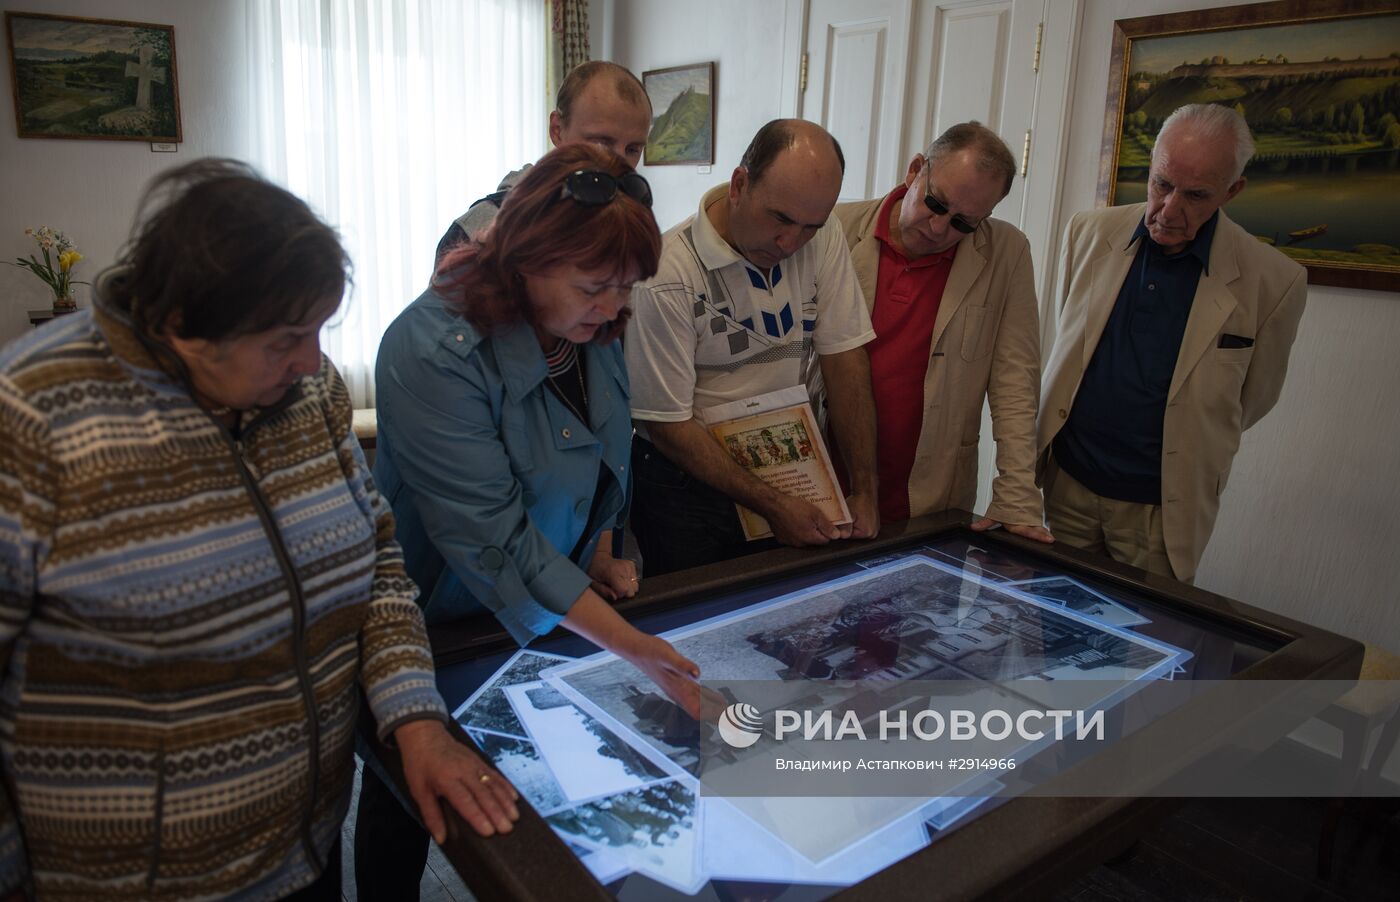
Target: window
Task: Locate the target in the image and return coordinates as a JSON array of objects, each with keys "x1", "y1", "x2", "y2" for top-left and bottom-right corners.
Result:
[{"x1": 247, "y1": 0, "x2": 548, "y2": 405}]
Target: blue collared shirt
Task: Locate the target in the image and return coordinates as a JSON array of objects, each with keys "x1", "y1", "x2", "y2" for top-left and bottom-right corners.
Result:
[
  {"x1": 372, "y1": 287, "x2": 632, "y2": 645},
  {"x1": 1054, "y1": 212, "x2": 1219, "y2": 504}
]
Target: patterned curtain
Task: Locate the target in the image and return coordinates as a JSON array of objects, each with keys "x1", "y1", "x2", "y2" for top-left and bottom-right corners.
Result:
[{"x1": 546, "y1": 0, "x2": 590, "y2": 106}]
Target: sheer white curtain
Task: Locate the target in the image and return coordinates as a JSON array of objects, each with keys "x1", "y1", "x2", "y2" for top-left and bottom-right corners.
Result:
[{"x1": 246, "y1": 0, "x2": 548, "y2": 406}]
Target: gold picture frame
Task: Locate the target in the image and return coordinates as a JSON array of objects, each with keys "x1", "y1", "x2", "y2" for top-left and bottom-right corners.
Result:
[
  {"x1": 1100, "y1": 0, "x2": 1399, "y2": 292},
  {"x1": 642, "y1": 62, "x2": 716, "y2": 166},
  {"x1": 6, "y1": 11, "x2": 182, "y2": 143}
]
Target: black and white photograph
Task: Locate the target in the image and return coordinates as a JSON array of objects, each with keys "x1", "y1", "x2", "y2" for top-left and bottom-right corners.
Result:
[
  {"x1": 550, "y1": 559, "x2": 1187, "y2": 779},
  {"x1": 920, "y1": 539, "x2": 1044, "y2": 583},
  {"x1": 546, "y1": 779, "x2": 703, "y2": 894},
  {"x1": 503, "y1": 681, "x2": 670, "y2": 803},
  {"x1": 466, "y1": 729, "x2": 568, "y2": 815},
  {"x1": 1005, "y1": 576, "x2": 1151, "y2": 629},
  {"x1": 451, "y1": 650, "x2": 573, "y2": 739},
  {"x1": 563, "y1": 840, "x2": 630, "y2": 887}
]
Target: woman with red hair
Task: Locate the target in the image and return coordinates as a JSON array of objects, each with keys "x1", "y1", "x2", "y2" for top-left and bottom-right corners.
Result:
[{"x1": 359, "y1": 144, "x2": 703, "y2": 897}]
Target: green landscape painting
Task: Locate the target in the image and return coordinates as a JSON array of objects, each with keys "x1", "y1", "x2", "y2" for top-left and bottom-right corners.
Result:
[
  {"x1": 1112, "y1": 13, "x2": 1400, "y2": 274},
  {"x1": 6, "y1": 13, "x2": 181, "y2": 142},
  {"x1": 644, "y1": 63, "x2": 714, "y2": 165}
]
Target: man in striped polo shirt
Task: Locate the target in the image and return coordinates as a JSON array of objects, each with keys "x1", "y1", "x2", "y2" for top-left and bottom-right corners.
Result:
[{"x1": 626, "y1": 119, "x2": 880, "y2": 575}]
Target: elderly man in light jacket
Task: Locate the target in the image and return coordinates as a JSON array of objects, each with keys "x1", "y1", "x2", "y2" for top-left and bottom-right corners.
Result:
[{"x1": 1037, "y1": 103, "x2": 1306, "y2": 582}]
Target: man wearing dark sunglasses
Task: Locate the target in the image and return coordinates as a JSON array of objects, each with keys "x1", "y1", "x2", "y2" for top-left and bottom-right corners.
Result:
[
  {"x1": 433, "y1": 60, "x2": 652, "y2": 266},
  {"x1": 832, "y1": 122, "x2": 1051, "y2": 542},
  {"x1": 626, "y1": 119, "x2": 881, "y2": 575}
]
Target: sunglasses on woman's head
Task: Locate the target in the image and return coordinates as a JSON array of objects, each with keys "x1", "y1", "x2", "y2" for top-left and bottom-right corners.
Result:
[{"x1": 559, "y1": 170, "x2": 654, "y2": 209}]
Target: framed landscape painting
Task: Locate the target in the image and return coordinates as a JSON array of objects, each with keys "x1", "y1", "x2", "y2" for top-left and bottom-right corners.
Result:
[
  {"x1": 5, "y1": 11, "x2": 182, "y2": 142},
  {"x1": 1100, "y1": 0, "x2": 1400, "y2": 291},
  {"x1": 643, "y1": 62, "x2": 715, "y2": 166}
]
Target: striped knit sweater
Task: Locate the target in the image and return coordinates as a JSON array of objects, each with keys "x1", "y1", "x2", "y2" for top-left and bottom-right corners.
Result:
[{"x1": 0, "y1": 292, "x2": 448, "y2": 899}]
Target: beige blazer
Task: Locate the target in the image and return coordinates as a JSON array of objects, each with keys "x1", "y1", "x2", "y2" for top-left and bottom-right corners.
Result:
[
  {"x1": 834, "y1": 195, "x2": 1043, "y2": 525},
  {"x1": 1037, "y1": 203, "x2": 1307, "y2": 580}
]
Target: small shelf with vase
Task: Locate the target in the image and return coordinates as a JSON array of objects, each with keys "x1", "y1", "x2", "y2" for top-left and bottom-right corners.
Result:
[
  {"x1": 10, "y1": 227, "x2": 86, "y2": 329},
  {"x1": 28, "y1": 304, "x2": 78, "y2": 328}
]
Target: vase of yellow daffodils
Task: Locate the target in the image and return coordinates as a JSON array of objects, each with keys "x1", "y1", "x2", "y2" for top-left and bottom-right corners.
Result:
[{"x1": 10, "y1": 227, "x2": 86, "y2": 313}]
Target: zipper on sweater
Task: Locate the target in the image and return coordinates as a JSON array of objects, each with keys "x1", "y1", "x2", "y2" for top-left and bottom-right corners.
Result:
[
  {"x1": 144, "y1": 746, "x2": 167, "y2": 890},
  {"x1": 225, "y1": 433, "x2": 326, "y2": 873}
]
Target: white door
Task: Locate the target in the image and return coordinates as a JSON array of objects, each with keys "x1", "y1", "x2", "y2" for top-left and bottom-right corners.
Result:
[
  {"x1": 909, "y1": 0, "x2": 1043, "y2": 227},
  {"x1": 786, "y1": 0, "x2": 1082, "y2": 516},
  {"x1": 798, "y1": 0, "x2": 913, "y2": 202},
  {"x1": 797, "y1": 0, "x2": 1048, "y2": 216}
]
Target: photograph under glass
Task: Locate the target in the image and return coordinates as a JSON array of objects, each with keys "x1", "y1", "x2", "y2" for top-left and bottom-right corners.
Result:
[{"x1": 441, "y1": 535, "x2": 1284, "y2": 898}]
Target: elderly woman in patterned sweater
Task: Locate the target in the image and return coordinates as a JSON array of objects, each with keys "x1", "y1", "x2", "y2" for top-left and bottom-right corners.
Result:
[{"x1": 0, "y1": 159, "x2": 517, "y2": 901}]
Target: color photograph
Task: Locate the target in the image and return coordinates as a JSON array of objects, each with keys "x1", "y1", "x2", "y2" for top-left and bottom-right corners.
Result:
[{"x1": 708, "y1": 399, "x2": 850, "y2": 540}]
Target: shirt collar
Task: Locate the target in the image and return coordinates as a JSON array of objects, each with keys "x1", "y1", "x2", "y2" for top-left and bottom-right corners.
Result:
[
  {"x1": 426, "y1": 286, "x2": 623, "y2": 407},
  {"x1": 873, "y1": 185, "x2": 906, "y2": 246},
  {"x1": 1131, "y1": 210, "x2": 1218, "y2": 273},
  {"x1": 485, "y1": 314, "x2": 625, "y2": 408},
  {"x1": 691, "y1": 183, "x2": 752, "y2": 272}
]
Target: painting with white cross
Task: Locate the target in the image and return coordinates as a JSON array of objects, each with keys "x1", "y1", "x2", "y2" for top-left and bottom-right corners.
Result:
[{"x1": 6, "y1": 12, "x2": 181, "y2": 142}]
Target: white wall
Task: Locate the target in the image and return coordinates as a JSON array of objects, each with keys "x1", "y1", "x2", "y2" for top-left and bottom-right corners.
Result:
[
  {"x1": 0, "y1": 0, "x2": 251, "y2": 347},
  {"x1": 612, "y1": 0, "x2": 795, "y2": 231},
  {"x1": 1060, "y1": 0, "x2": 1400, "y2": 651}
]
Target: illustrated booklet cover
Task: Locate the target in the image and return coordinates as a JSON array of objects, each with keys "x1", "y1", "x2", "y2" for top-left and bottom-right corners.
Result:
[{"x1": 701, "y1": 385, "x2": 850, "y2": 541}]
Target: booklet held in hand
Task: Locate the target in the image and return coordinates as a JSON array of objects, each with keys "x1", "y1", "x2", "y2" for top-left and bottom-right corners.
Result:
[{"x1": 700, "y1": 386, "x2": 852, "y2": 541}]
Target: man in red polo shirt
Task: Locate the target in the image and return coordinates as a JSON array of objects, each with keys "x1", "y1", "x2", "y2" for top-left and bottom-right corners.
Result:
[{"x1": 832, "y1": 122, "x2": 1051, "y2": 539}]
